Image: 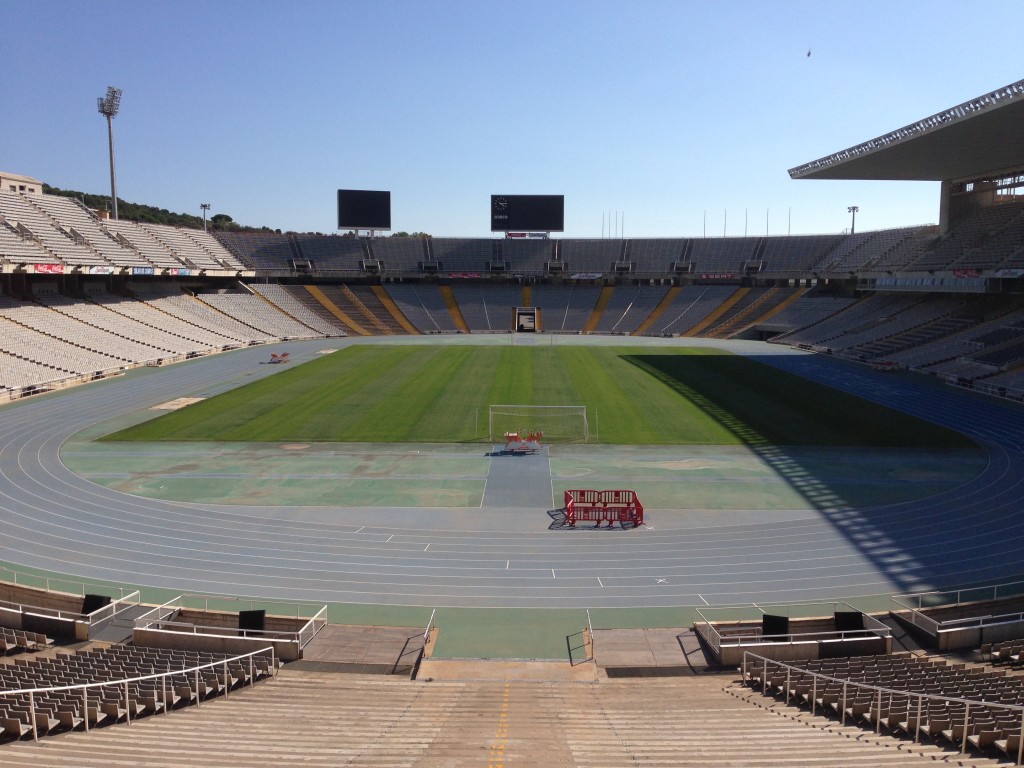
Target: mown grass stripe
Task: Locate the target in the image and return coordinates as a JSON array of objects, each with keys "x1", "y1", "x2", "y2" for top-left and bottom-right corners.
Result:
[{"x1": 102, "y1": 345, "x2": 973, "y2": 449}]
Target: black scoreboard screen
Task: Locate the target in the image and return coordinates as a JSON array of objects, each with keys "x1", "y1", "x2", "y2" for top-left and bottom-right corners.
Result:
[
  {"x1": 491, "y1": 194, "x2": 564, "y2": 232},
  {"x1": 337, "y1": 189, "x2": 391, "y2": 231}
]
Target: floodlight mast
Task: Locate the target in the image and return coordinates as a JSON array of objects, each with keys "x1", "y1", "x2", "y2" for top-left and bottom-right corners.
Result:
[
  {"x1": 847, "y1": 205, "x2": 859, "y2": 235},
  {"x1": 97, "y1": 86, "x2": 122, "y2": 220},
  {"x1": 200, "y1": 203, "x2": 211, "y2": 232}
]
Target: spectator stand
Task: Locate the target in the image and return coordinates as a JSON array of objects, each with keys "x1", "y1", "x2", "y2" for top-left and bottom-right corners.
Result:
[
  {"x1": 0, "y1": 644, "x2": 277, "y2": 743},
  {"x1": 694, "y1": 601, "x2": 891, "y2": 666},
  {"x1": 133, "y1": 594, "x2": 327, "y2": 662},
  {"x1": 0, "y1": 566, "x2": 141, "y2": 643},
  {"x1": 740, "y1": 650, "x2": 1024, "y2": 765},
  {"x1": 891, "y1": 579, "x2": 1024, "y2": 652}
]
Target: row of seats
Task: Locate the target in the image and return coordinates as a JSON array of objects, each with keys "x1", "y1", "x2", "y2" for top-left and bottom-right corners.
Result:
[
  {"x1": 0, "y1": 645, "x2": 275, "y2": 741},
  {"x1": 0, "y1": 193, "x2": 243, "y2": 272},
  {"x1": 747, "y1": 653, "x2": 1024, "y2": 760},
  {"x1": 0, "y1": 626, "x2": 51, "y2": 654},
  {"x1": 5, "y1": 189, "x2": 1024, "y2": 277}
]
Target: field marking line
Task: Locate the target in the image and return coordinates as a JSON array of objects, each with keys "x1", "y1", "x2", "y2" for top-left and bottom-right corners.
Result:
[
  {"x1": 386, "y1": 534, "x2": 393, "y2": 543},
  {"x1": 698, "y1": 594, "x2": 709, "y2": 605},
  {"x1": 354, "y1": 526, "x2": 364, "y2": 534},
  {"x1": 479, "y1": 468, "x2": 488, "y2": 509},
  {"x1": 551, "y1": 569, "x2": 556, "y2": 579},
  {"x1": 424, "y1": 543, "x2": 430, "y2": 552},
  {"x1": 597, "y1": 577, "x2": 604, "y2": 588},
  {"x1": 506, "y1": 560, "x2": 510, "y2": 570}
]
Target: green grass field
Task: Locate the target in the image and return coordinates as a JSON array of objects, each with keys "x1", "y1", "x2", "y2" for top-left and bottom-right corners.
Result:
[{"x1": 103, "y1": 346, "x2": 972, "y2": 448}]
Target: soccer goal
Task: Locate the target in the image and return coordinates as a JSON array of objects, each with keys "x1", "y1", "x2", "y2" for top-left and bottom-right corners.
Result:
[{"x1": 488, "y1": 404, "x2": 589, "y2": 443}]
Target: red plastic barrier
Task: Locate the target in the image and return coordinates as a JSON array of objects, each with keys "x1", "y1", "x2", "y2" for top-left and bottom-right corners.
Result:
[{"x1": 564, "y1": 489, "x2": 644, "y2": 528}]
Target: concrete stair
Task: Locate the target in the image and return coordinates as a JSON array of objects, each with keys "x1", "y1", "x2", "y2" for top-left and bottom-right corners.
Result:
[{"x1": 0, "y1": 669, "x2": 997, "y2": 767}]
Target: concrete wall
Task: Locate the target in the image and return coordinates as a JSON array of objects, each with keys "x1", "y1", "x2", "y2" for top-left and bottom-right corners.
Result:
[
  {"x1": 938, "y1": 621, "x2": 1024, "y2": 651},
  {"x1": 134, "y1": 627, "x2": 299, "y2": 662},
  {"x1": 176, "y1": 608, "x2": 307, "y2": 635},
  {"x1": 0, "y1": 584, "x2": 88, "y2": 639},
  {"x1": 0, "y1": 583, "x2": 84, "y2": 614}
]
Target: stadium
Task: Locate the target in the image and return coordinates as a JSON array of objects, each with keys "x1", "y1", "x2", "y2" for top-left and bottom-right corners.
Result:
[{"x1": 4, "y1": 43, "x2": 1024, "y2": 768}]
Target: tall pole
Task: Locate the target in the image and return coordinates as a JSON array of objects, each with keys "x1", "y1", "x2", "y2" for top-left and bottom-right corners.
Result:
[
  {"x1": 201, "y1": 203, "x2": 211, "y2": 232},
  {"x1": 848, "y1": 205, "x2": 859, "y2": 236},
  {"x1": 106, "y1": 114, "x2": 118, "y2": 220},
  {"x1": 97, "y1": 87, "x2": 122, "y2": 221}
]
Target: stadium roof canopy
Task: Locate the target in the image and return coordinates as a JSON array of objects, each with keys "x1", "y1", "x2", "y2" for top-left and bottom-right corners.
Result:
[{"x1": 789, "y1": 79, "x2": 1024, "y2": 183}]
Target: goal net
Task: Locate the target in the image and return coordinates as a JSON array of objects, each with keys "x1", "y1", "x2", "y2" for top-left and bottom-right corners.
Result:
[{"x1": 488, "y1": 405, "x2": 589, "y2": 443}]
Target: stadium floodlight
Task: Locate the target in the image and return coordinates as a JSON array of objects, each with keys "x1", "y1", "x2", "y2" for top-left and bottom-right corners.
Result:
[
  {"x1": 848, "y1": 205, "x2": 859, "y2": 236},
  {"x1": 97, "y1": 86, "x2": 123, "y2": 220},
  {"x1": 201, "y1": 203, "x2": 211, "y2": 232}
]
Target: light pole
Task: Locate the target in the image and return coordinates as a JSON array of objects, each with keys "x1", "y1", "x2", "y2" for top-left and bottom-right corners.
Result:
[
  {"x1": 201, "y1": 203, "x2": 211, "y2": 232},
  {"x1": 97, "y1": 87, "x2": 122, "y2": 220},
  {"x1": 847, "y1": 205, "x2": 859, "y2": 236}
]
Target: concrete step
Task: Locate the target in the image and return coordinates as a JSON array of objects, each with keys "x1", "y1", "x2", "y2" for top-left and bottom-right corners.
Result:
[{"x1": 0, "y1": 669, "x2": 1000, "y2": 768}]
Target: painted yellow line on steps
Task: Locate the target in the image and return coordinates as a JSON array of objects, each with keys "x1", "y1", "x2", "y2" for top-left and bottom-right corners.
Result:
[
  {"x1": 632, "y1": 285, "x2": 680, "y2": 335},
  {"x1": 684, "y1": 286, "x2": 748, "y2": 336},
  {"x1": 372, "y1": 285, "x2": 419, "y2": 334},
  {"x1": 304, "y1": 284, "x2": 370, "y2": 335},
  {"x1": 439, "y1": 285, "x2": 471, "y2": 332},
  {"x1": 584, "y1": 285, "x2": 615, "y2": 333}
]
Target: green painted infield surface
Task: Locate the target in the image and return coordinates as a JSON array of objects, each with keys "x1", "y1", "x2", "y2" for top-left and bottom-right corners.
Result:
[
  {"x1": 65, "y1": 441, "x2": 985, "y2": 511},
  {"x1": 101, "y1": 345, "x2": 973, "y2": 449},
  {"x1": 550, "y1": 445, "x2": 985, "y2": 511},
  {"x1": 65, "y1": 442, "x2": 489, "y2": 507}
]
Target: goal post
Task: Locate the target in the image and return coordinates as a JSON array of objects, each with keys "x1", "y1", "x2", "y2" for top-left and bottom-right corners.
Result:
[{"x1": 488, "y1": 404, "x2": 589, "y2": 443}]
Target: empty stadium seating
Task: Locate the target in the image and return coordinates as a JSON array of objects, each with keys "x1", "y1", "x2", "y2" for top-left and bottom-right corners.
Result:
[
  {"x1": 0, "y1": 645, "x2": 275, "y2": 742},
  {"x1": 745, "y1": 652, "x2": 1024, "y2": 761}
]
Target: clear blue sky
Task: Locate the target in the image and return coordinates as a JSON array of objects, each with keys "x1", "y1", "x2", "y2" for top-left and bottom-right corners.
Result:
[{"x1": 5, "y1": 1, "x2": 1022, "y2": 237}]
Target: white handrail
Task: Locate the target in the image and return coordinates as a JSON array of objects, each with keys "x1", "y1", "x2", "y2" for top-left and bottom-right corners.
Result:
[
  {"x1": 133, "y1": 594, "x2": 327, "y2": 649},
  {"x1": 0, "y1": 646, "x2": 277, "y2": 742},
  {"x1": 742, "y1": 651, "x2": 1024, "y2": 765}
]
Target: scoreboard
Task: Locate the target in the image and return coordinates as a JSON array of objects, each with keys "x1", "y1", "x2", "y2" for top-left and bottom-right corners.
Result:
[
  {"x1": 337, "y1": 189, "x2": 391, "y2": 231},
  {"x1": 491, "y1": 194, "x2": 564, "y2": 232}
]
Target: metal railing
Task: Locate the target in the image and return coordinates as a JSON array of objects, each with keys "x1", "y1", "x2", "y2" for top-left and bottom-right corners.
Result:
[
  {"x1": 0, "y1": 568, "x2": 140, "y2": 630},
  {"x1": 695, "y1": 601, "x2": 891, "y2": 656},
  {"x1": 586, "y1": 608, "x2": 595, "y2": 662},
  {"x1": 891, "y1": 580, "x2": 1024, "y2": 636},
  {"x1": 742, "y1": 651, "x2": 1024, "y2": 765},
  {"x1": 0, "y1": 646, "x2": 276, "y2": 743},
  {"x1": 0, "y1": 591, "x2": 140, "y2": 626},
  {"x1": 422, "y1": 608, "x2": 436, "y2": 646},
  {"x1": 134, "y1": 595, "x2": 327, "y2": 650},
  {"x1": 0, "y1": 566, "x2": 135, "y2": 599}
]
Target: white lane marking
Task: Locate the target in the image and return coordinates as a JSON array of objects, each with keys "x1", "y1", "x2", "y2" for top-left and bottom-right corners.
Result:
[
  {"x1": 354, "y1": 526, "x2": 365, "y2": 534},
  {"x1": 386, "y1": 535, "x2": 393, "y2": 543},
  {"x1": 424, "y1": 544, "x2": 430, "y2": 552},
  {"x1": 597, "y1": 577, "x2": 604, "y2": 588},
  {"x1": 698, "y1": 594, "x2": 709, "y2": 605}
]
